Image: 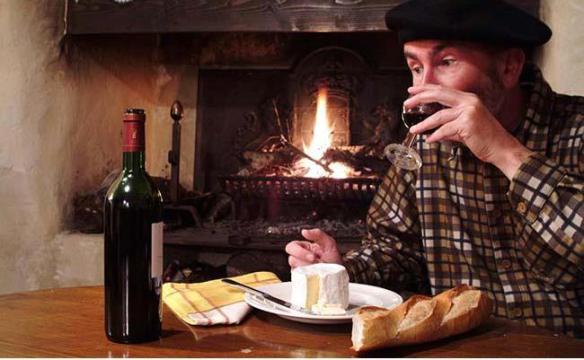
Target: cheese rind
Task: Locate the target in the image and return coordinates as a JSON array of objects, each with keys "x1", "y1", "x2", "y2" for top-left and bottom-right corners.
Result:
[{"x1": 290, "y1": 263, "x2": 349, "y2": 314}]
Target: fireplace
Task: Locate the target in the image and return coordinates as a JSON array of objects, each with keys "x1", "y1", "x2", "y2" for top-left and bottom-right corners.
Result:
[
  {"x1": 160, "y1": 32, "x2": 409, "y2": 281},
  {"x1": 63, "y1": 0, "x2": 540, "y2": 283}
]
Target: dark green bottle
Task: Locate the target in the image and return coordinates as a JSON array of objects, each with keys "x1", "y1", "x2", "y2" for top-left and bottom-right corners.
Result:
[{"x1": 104, "y1": 108, "x2": 164, "y2": 343}]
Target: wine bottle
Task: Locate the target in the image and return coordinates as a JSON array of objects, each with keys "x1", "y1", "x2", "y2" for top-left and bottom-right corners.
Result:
[{"x1": 104, "y1": 108, "x2": 164, "y2": 343}]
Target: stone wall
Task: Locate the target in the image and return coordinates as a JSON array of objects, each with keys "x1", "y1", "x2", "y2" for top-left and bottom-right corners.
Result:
[
  {"x1": 538, "y1": 0, "x2": 584, "y2": 95},
  {"x1": 0, "y1": 0, "x2": 197, "y2": 294}
]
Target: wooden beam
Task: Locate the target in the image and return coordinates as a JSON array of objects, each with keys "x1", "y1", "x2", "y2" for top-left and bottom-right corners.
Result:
[{"x1": 65, "y1": 0, "x2": 540, "y2": 35}]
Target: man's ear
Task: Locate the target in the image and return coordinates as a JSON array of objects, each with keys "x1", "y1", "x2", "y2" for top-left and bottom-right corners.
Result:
[{"x1": 498, "y1": 48, "x2": 525, "y2": 88}]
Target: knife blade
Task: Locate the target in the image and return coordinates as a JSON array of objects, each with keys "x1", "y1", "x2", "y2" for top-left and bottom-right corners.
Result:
[{"x1": 221, "y1": 278, "x2": 313, "y2": 315}]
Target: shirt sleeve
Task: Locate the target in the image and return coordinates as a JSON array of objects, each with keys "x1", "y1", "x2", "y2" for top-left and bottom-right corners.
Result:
[
  {"x1": 507, "y1": 152, "x2": 584, "y2": 271},
  {"x1": 343, "y1": 166, "x2": 430, "y2": 294}
]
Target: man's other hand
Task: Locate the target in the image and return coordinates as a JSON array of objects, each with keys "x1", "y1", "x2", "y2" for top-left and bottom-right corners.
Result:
[{"x1": 285, "y1": 228, "x2": 343, "y2": 269}]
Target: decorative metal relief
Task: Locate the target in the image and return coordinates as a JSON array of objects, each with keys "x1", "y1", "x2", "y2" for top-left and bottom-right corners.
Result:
[{"x1": 291, "y1": 47, "x2": 368, "y2": 149}]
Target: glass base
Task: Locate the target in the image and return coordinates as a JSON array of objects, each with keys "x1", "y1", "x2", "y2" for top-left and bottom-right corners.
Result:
[{"x1": 384, "y1": 143, "x2": 422, "y2": 170}]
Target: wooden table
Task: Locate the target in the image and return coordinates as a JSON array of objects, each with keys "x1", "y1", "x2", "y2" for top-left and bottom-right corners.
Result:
[{"x1": 0, "y1": 286, "x2": 582, "y2": 357}]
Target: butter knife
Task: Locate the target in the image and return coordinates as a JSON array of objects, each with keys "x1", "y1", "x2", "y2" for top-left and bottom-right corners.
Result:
[{"x1": 221, "y1": 278, "x2": 313, "y2": 315}]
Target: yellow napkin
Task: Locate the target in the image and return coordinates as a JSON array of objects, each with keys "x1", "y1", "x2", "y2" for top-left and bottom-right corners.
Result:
[{"x1": 163, "y1": 271, "x2": 281, "y2": 326}]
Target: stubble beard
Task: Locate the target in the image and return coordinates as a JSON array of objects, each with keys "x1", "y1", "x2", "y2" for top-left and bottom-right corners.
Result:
[{"x1": 475, "y1": 66, "x2": 507, "y2": 118}]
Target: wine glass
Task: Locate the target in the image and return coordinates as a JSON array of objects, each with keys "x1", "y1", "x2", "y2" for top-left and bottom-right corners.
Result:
[{"x1": 384, "y1": 102, "x2": 444, "y2": 170}]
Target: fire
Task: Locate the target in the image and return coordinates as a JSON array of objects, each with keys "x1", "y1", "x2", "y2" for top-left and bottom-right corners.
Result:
[{"x1": 298, "y1": 87, "x2": 353, "y2": 178}]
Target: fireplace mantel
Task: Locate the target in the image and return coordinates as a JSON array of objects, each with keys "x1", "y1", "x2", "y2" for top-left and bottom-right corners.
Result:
[{"x1": 65, "y1": 0, "x2": 539, "y2": 35}]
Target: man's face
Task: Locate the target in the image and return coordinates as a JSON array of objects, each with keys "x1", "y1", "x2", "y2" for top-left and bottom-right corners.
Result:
[{"x1": 403, "y1": 40, "x2": 506, "y2": 115}]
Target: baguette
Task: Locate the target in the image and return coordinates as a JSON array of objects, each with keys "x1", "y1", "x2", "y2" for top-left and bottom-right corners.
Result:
[{"x1": 351, "y1": 285, "x2": 493, "y2": 352}]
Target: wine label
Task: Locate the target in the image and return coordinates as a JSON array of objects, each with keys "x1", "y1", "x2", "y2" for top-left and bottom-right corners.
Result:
[
  {"x1": 151, "y1": 222, "x2": 163, "y2": 278},
  {"x1": 123, "y1": 121, "x2": 145, "y2": 152}
]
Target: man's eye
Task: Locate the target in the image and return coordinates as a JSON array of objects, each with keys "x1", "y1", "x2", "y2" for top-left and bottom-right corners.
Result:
[
  {"x1": 411, "y1": 66, "x2": 422, "y2": 75},
  {"x1": 441, "y1": 58, "x2": 455, "y2": 66}
]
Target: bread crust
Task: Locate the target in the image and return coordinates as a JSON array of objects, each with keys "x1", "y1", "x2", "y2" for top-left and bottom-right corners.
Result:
[
  {"x1": 351, "y1": 306, "x2": 400, "y2": 351},
  {"x1": 435, "y1": 285, "x2": 494, "y2": 337},
  {"x1": 351, "y1": 285, "x2": 493, "y2": 352}
]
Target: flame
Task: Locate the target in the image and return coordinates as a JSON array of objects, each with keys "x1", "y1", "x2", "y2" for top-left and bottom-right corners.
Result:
[{"x1": 298, "y1": 87, "x2": 352, "y2": 178}]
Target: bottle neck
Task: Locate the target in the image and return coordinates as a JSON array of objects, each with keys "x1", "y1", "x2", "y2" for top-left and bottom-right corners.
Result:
[
  {"x1": 123, "y1": 151, "x2": 145, "y2": 172},
  {"x1": 122, "y1": 116, "x2": 146, "y2": 172}
]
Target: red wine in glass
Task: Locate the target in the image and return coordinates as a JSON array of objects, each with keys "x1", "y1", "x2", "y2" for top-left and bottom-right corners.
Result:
[
  {"x1": 403, "y1": 102, "x2": 445, "y2": 131},
  {"x1": 385, "y1": 102, "x2": 445, "y2": 170}
]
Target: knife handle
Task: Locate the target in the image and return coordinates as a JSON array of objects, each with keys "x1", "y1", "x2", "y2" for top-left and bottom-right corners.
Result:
[
  {"x1": 222, "y1": 278, "x2": 314, "y2": 314},
  {"x1": 221, "y1": 278, "x2": 268, "y2": 298}
]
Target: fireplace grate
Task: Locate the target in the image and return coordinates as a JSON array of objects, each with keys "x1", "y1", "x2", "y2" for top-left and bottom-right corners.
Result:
[{"x1": 220, "y1": 175, "x2": 380, "y2": 202}]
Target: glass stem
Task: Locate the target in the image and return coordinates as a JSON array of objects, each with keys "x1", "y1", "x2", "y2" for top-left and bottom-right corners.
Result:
[{"x1": 403, "y1": 132, "x2": 418, "y2": 148}]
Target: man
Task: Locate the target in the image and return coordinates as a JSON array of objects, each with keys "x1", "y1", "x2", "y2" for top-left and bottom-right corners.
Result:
[{"x1": 285, "y1": 0, "x2": 583, "y2": 337}]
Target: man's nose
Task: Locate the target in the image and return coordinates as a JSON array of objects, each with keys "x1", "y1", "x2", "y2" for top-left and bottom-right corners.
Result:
[{"x1": 420, "y1": 68, "x2": 437, "y2": 85}]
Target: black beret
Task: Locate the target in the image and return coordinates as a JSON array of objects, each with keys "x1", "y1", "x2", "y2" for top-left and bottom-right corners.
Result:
[{"x1": 385, "y1": 0, "x2": 552, "y2": 47}]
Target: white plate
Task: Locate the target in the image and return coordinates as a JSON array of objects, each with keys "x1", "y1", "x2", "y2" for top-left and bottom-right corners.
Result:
[{"x1": 244, "y1": 282, "x2": 402, "y2": 324}]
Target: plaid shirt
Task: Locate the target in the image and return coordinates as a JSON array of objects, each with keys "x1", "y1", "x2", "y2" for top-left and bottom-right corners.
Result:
[{"x1": 344, "y1": 66, "x2": 584, "y2": 337}]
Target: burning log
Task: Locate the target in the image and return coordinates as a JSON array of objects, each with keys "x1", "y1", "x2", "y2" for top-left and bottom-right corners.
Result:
[
  {"x1": 272, "y1": 98, "x2": 332, "y2": 174},
  {"x1": 234, "y1": 89, "x2": 392, "y2": 179},
  {"x1": 322, "y1": 146, "x2": 388, "y2": 177},
  {"x1": 238, "y1": 149, "x2": 296, "y2": 176},
  {"x1": 241, "y1": 151, "x2": 280, "y2": 172},
  {"x1": 278, "y1": 136, "x2": 333, "y2": 174}
]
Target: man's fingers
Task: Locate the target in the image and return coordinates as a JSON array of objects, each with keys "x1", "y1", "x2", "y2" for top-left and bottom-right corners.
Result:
[
  {"x1": 288, "y1": 256, "x2": 315, "y2": 269},
  {"x1": 410, "y1": 107, "x2": 459, "y2": 134},
  {"x1": 405, "y1": 87, "x2": 460, "y2": 109},
  {"x1": 285, "y1": 241, "x2": 318, "y2": 262},
  {"x1": 407, "y1": 84, "x2": 442, "y2": 94},
  {"x1": 405, "y1": 85, "x2": 476, "y2": 110},
  {"x1": 301, "y1": 228, "x2": 334, "y2": 247},
  {"x1": 285, "y1": 229, "x2": 340, "y2": 269},
  {"x1": 286, "y1": 239, "x2": 322, "y2": 269},
  {"x1": 426, "y1": 121, "x2": 463, "y2": 143}
]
